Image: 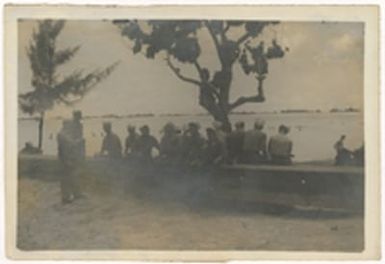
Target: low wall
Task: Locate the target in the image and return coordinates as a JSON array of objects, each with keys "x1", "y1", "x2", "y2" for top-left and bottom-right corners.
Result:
[
  {"x1": 18, "y1": 155, "x2": 364, "y2": 212},
  {"x1": 215, "y1": 164, "x2": 363, "y2": 212}
]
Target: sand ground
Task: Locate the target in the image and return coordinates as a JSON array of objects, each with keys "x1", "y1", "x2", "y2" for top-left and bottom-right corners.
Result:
[{"x1": 17, "y1": 161, "x2": 363, "y2": 251}]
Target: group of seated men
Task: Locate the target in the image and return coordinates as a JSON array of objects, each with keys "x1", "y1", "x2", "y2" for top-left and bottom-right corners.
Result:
[
  {"x1": 99, "y1": 119, "x2": 293, "y2": 166},
  {"x1": 54, "y1": 112, "x2": 293, "y2": 204}
]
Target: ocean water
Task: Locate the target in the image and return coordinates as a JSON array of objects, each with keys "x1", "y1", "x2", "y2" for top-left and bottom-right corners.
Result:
[{"x1": 18, "y1": 112, "x2": 364, "y2": 162}]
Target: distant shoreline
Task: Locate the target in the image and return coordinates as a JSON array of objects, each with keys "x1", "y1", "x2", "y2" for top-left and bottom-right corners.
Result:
[{"x1": 18, "y1": 110, "x2": 362, "y2": 121}]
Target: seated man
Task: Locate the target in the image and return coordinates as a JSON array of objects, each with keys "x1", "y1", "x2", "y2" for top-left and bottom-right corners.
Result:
[
  {"x1": 242, "y1": 119, "x2": 267, "y2": 164},
  {"x1": 124, "y1": 125, "x2": 139, "y2": 158},
  {"x1": 226, "y1": 121, "x2": 245, "y2": 164},
  {"x1": 100, "y1": 122, "x2": 122, "y2": 159},
  {"x1": 159, "y1": 122, "x2": 180, "y2": 162},
  {"x1": 203, "y1": 128, "x2": 224, "y2": 166},
  {"x1": 268, "y1": 125, "x2": 293, "y2": 165},
  {"x1": 353, "y1": 144, "x2": 364, "y2": 167},
  {"x1": 212, "y1": 121, "x2": 228, "y2": 160},
  {"x1": 180, "y1": 122, "x2": 205, "y2": 166},
  {"x1": 334, "y1": 135, "x2": 353, "y2": 166},
  {"x1": 136, "y1": 125, "x2": 160, "y2": 164},
  {"x1": 19, "y1": 142, "x2": 42, "y2": 155}
]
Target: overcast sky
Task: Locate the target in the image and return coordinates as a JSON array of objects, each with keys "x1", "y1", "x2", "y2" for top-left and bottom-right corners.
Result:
[{"x1": 18, "y1": 20, "x2": 364, "y2": 118}]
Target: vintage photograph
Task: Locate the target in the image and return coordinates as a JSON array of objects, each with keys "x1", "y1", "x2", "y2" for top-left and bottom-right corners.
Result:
[{"x1": 4, "y1": 4, "x2": 380, "y2": 261}]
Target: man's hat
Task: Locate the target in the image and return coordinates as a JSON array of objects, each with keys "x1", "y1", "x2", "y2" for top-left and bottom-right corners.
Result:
[
  {"x1": 163, "y1": 122, "x2": 176, "y2": 133},
  {"x1": 279, "y1": 124, "x2": 290, "y2": 133},
  {"x1": 188, "y1": 122, "x2": 200, "y2": 130},
  {"x1": 254, "y1": 119, "x2": 265, "y2": 129},
  {"x1": 140, "y1": 125, "x2": 149, "y2": 132},
  {"x1": 73, "y1": 110, "x2": 82, "y2": 119},
  {"x1": 103, "y1": 122, "x2": 112, "y2": 129},
  {"x1": 235, "y1": 121, "x2": 245, "y2": 128}
]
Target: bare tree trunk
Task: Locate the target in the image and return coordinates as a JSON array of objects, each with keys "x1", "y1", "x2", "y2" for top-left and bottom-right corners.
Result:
[
  {"x1": 37, "y1": 112, "x2": 45, "y2": 151},
  {"x1": 199, "y1": 91, "x2": 232, "y2": 132},
  {"x1": 216, "y1": 66, "x2": 232, "y2": 132},
  {"x1": 198, "y1": 67, "x2": 234, "y2": 132},
  {"x1": 214, "y1": 111, "x2": 231, "y2": 133}
]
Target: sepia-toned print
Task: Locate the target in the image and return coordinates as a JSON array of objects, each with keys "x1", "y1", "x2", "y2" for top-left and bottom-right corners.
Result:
[{"x1": 4, "y1": 5, "x2": 380, "y2": 261}]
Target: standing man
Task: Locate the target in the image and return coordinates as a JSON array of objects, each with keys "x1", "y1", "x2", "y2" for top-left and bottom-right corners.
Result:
[
  {"x1": 100, "y1": 122, "x2": 123, "y2": 159},
  {"x1": 268, "y1": 125, "x2": 293, "y2": 165},
  {"x1": 57, "y1": 119, "x2": 85, "y2": 204},
  {"x1": 71, "y1": 110, "x2": 85, "y2": 159},
  {"x1": 242, "y1": 119, "x2": 267, "y2": 164}
]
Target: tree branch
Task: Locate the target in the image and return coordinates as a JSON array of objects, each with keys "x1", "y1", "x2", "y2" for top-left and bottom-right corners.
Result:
[
  {"x1": 58, "y1": 95, "x2": 83, "y2": 106},
  {"x1": 229, "y1": 75, "x2": 266, "y2": 110},
  {"x1": 54, "y1": 45, "x2": 81, "y2": 66},
  {"x1": 220, "y1": 26, "x2": 229, "y2": 44},
  {"x1": 193, "y1": 60, "x2": 203, "y2": 76},
  {"x1": 193, "y1": 61, "x2": 221, "y2": 99},
  {"x1": 229, "y1": 95, "x2": 265, "y2": 110},
  {"x1": 236, "y1": 32, "x2": 251, "y2": 45},
  {"x1": 165, "y1": 56, "x2": 200, "y2": 86},
  {"x1": 204, "y1": 21, "x2": 224, "y2": 65},
  {"x1": 223, "y1": 23, "x2": 230, "y2": 34}
]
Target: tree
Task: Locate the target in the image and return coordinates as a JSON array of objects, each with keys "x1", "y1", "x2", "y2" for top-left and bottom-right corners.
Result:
[
  {"x1": 19, "y1": 20, "x2": 119, "y2": 151},
  {"x1": 114, "y1": 20, "x2": 286, "y2": 131}
]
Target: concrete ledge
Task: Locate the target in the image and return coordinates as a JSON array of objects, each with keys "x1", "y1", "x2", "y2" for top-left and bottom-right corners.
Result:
[
  {"x1": 17, "y1": 154, "x2": 364, "y2": 212},
  {"x1": 19, "y1": 154, "x2": 364, "y2": 176},
  {"x1": 221, "y1": 163, "x2": 364, "y2": 176}
]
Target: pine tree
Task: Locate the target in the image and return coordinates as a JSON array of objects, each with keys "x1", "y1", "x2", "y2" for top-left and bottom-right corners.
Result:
[{"x1": 19, "y1": 20, "x2": 118, "y2": 151}]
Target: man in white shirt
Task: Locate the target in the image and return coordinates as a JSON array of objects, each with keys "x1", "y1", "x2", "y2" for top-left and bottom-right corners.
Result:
[{"x1": 268, "y1": 125, "x2": 293, "y2": 165}]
